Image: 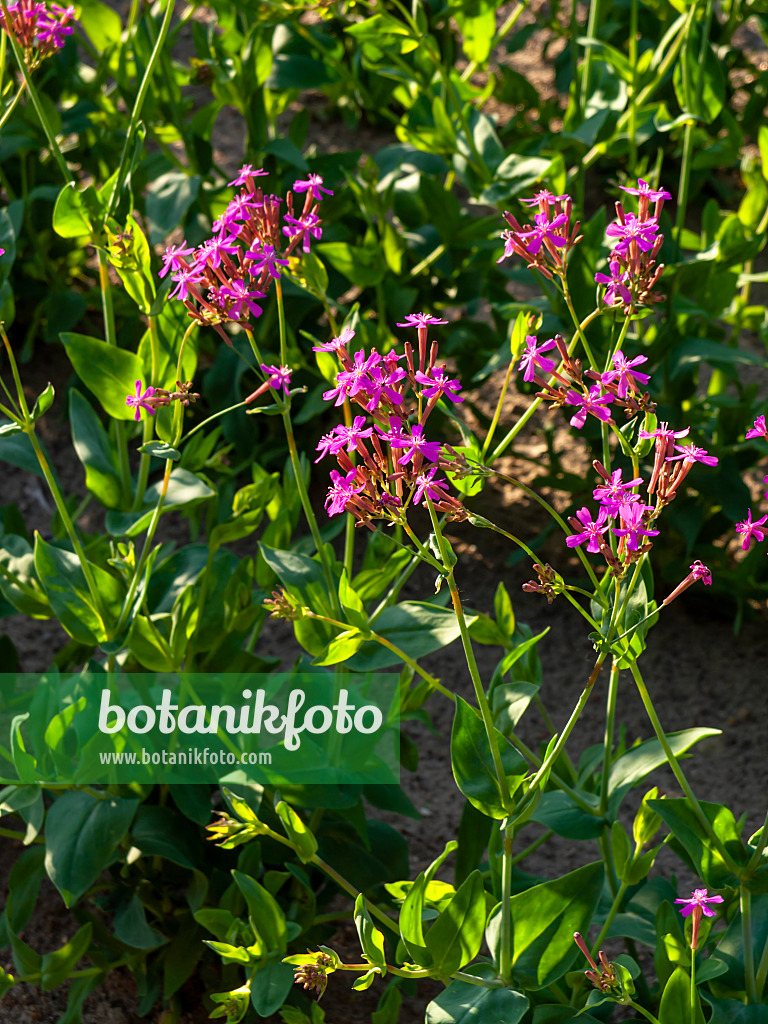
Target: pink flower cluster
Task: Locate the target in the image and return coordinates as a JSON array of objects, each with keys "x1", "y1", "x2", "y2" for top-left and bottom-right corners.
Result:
[
  {"x1": 565, "y1": 431, "x2": 718, "y2": 578},
  {"x1": 316, "y1": 314, "x2": 468, "y2": 529},
  {"x1": 160, "y1": 166, "x2": 330, "y2": 345},
  {"x1": 496, "y1": 191, "x2": 582, "y2": 280},
  {"x1": 735, "y1": 414, "x2": 768, "y2": 554},
  {"x1": 518, "y1": 334, "x2": 655, "y2": 431},
  {"x1": 0, "y1": 0, "x2": 76, "y2": 63},
  {"x1": 597, "y1": 179, "x2": 670, "y2": 310}
]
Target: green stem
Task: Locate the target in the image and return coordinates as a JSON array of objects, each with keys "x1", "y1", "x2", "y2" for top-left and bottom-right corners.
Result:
[
  {"x1": 133, "y1": 314, "x2": 161, "y2": 509},
  {"x1": 426, "y1": 497, "x2": 513, "y2": 813},
  {"x1": 97, "y1": 251, "x2": 132, "y2": 502},
  {"x1": 105, "y1": 0, "x2": 176, "y2": 219},
  {"x1": 691, "y1": 945, "x2": 697, "y2": 1024},
  {"x1": 755, "y1": 921, "x2": 768, "y2": 1000},
  {"x1": 600, "y1": 661, "x2": 620, "y2": 804},
  {"x1": 0, "y1": 80, "x2": 25, "y2": 135},
  {"x1": 591, "y1": 878, "x2": 629, "y2": 957},
  {"x1": 628, "y1": 660, "x2": 741, "y2": 876},
  {"x1": 509, "y1": 829, "x2": 553, "y2": 865},
  {"x1": 313, "y1": 855, "x2": 399, "y2": 935},
  {"x1": 741, "y1": 885, "x2": 757, "y2": 1003},
  {"x1": 0, "y1": 0, "x2": 72, "y2": 184},
  {"x1": 627, "y1": 1001, "x2": 662, "y2": 1024},
  {"x1": 480, "y1": 355, "x2": 516, "y2": 461},
  {"x1": 500, "y1": 825, "x2": 513, "y2": 984},
  {"x1": 563, "y1": 283, "x2": 598, "y2": 368}
]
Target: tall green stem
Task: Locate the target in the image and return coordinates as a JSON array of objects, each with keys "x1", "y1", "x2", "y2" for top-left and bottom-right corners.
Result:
[
  {"x1": 741, "y1": 885, "x2": 757, "y2": 1002},
  {"x1": 628, "y1": 660, "x2": 741, "y2": 876},
  {"x1": 98, "y1": 251, "x2": 132, "y2": 501},
  {"x1": 105, "y1": 0, "x2": 176, "y2": 219}
]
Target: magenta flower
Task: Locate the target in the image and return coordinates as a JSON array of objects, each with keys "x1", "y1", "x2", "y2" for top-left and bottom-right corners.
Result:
[
  {"x1": 227, "y1": 164, "x2": 268, "y2": 187},
  {"x1": 282, "y1": 211, "x2": 322, "y2": 253},
  {"x1": 595, "y1": 260, "x2": 632, "y2": 305},
  {"x1": 260, "y1": 364, "x2": 292, "y2": 394},
  {"x1": 746, "y1": 415, "x2": 768, "y2": 441},
  {"x1": 126, "y1": 380, "x2": 156, "y2": 421},
  {"x1": 246, "y1": 243, "x2": 290, "y2": 279},
  {"x1": 662, "y1": 561, "x2": 713, "y2": 606},
  {"x1": 159, "y1": 241, "x2": 194, "y2": 278},
  {"x1": 619, "y1": 179, "x2": 672, "y2": 202},
  {"x1": 606, "y1": 214, "x2": 659, "y2": 256},
  {"x1": 612, "y1": 502, "x2": 659, "y2": 551},
  {"x1": 415, "y1": 368, "x2": 463, "y2": 403},
  {"x1": 565, "y1": 386, "x2": 614, "y2": 429},
  {"x1": 638, "y1": 423, "x2": 690, "y2": 443},
  {"x1": 413, "y1": 468, "x2": 449, "y2": 505},
  {"x1": 390, "y1": 424, "x2": 442, "y2": 466},
  {"x1": 675, "y1": 888, "x2": 723, "y2": 950},
  {"x1": 169, "y1": 265, "x2": 204, "y2": 301},
  {"x1": 396, "y1": 313, "x2": 449, "y2": 328},
  {"x1": 593, "y1": 468, "x2": 643, "y2": 515},
  {"x1": 666, "y1": 443, "x2": 718, "y2": 467},
  {"x1": 313, "y1": 326, "x2": 355, "y2": 353},
  {"x1": 566, "y1": 507, "x2": 611, "y2": 553},
  {"x1": 331, "y1": 416, "x2": 373, "y2": 452},
  {"x1": 519, "y1": 190, "x2": 570, "y2": 207},
  {"x1": 293, "y1": 174, "x2": 333, "y2": 201},
  {"x1": 364, "y1": 365, "x2": 406, "y2": 410},
  {"x1": 220, "y1": 280, "x2": 266, "y2": 320},
  {"x1": 325, "y1": 469, "x2": 365, "y2": 516},
  {"x1": 375, "y1": 416, "x2": 409, "y2": 446},
  {"x1": 198, "y1": 235, "x2": 239, "y2": 270},
  {"x1": 315, "y1": 431, "x2": 339, "y2": 463},
  {"x1": 518, "y1": 335, "x2": 557, "y2": 383},
  {"x1": 602, "y1": 350, "x2": 651, "y2": 399},
  {"x1": 735, "y1": 509, "x2": 768, "y2": 551},
  {"x1": 518, "y1": 212, "x2": 569, "y2": 256}
]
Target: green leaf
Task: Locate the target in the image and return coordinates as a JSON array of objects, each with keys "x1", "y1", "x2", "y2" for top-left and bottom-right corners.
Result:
[
  {"x1": 45, "y1": 791, "x2": 138, "y2": 906},
  {"x1": 30, "y1": 383, "x2": 54, "y2": 421},
  {"x1": 146, "y1": 171, "x2": 202, "y2": 245},
  {"x1": 77, "y1": 0, "x2": 122, "y2": 51},
  {"x1": 232, "y1": 870, "x2": 287, "y2": 953},
  {"x1": 316, "y1": 242, "x2": 385, "y2": 288},
  {"x1": 354, "y1": 894, "x2": 387, "y2": 970},
  {"x1": 138, "y1": 440, "x2": 180, "y2": 460},
  {"x1": 648, "y1": 798, "x2": 746, "y2": 888},
  {"x1": 451, "y1": 696, "x2": 527, "y2": 819},
  {"x1": 426, "y1": 969, "x2": 528, "y2": 1023},
  {"x1": 34, "y1": 535, "x2": 124, "y2": 645},
  {"x1": 607, "y1": 729, "x2": 720, "y2": 816},
  {"x1": 52, "y1": 183, "x2": 103, "y2": 238},
  {"x1": 69, "y1": 389, "x2": 122, "y2": 508},
  {"x1": 503, "y1": 862, "x2": 604, "y2": 989},
  {"x1": 531, "y1": 791, "x2": 604, "y2": 840},
  {"x1": 339, "y1": 568, "x2": 369, "y2": 632},
  {"x1": 114, "y1": 894, "x2": 167, "y2": 949},
  {"x1": 60, "y1": 332, "x2": 145, "y2": 421},
  {"x1": 400, "y1": 872, "x2": 431, "y2": 966},
  {"x1": 105, "y1": 469, "x2": 216, "y2": 537},
  {"x1": 131, "y1": 805, "x2": 202, "y2": 868},
  {"x1": 275, "y1": 800, "x2": 318, "y2": 863},
  {"x1": 40, "y1": 922, "x2": 93, "y2": 990},
  {"x1": 250, "y1": 959, "x2": 295, "y2": 1017},
  {"x1": 312, "y1": 629, "x2": 365, "y2": 666},
  {"x1": 425, "y1": 870, "x2": 486, "y2": 979},
  {"x1": 347, "y1": 601, "x2": 473, "y2": 672},
  {"x1": 658, "y1": 965, "x2": 704, "y2": 1024}
]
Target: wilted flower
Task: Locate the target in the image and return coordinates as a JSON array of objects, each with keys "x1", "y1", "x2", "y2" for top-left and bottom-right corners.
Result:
[{"x1": 662, "y1": 560, "x2": 712, "y2": 606}]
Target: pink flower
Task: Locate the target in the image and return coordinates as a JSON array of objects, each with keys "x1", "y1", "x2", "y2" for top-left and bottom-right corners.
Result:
[
  {"x1": 415, "y1": 368, "x2": 463, "y2": 402},
  {"x1": 601, "y1": 350, "x2": 650, "y2": 399},
  {"x1": 593, "y1": 468, "x2": 643, "y2": 515},
  {"x1": 159, "y1": 241, "x2": 194, "y2": 278},
  {"x1": 565, "y1": 386, "x2": 614, "y2": 429},
  {"x1": 125, "y1": 380, "x2": 156, "y2": 421},
  {"x1": 674, "y1": 888, "x2": 723, "y2": 950},
  {"x1": 606, "y1": 214, "x2": 659, "y2": 256},
  {"x1": 313, "y1": 326, "x2": 355, "y2": 353},
  {"x1": 565, "y1": 507, "x2": 611, "y2": 553},
  {"x1": 746, "y1": 415, "x2": 768, "y2": 441},
  {"x1": 612, "y1": 502, "x2": 659, "y2": 551},
  {"x1": 246, "y1": 243, "x2": 290, "y2": 279},
  {"x1": 227, "y1": 164, "x2": 267, "y2": 187},
  {"x1": 293, "y1": 174, "x2": 333, "y2": 201},
  {"x1": 518, "y1": 335, "x2": 557, "y2": 383},
  {"x1": 396, "y1": 312, "x2": 449, "y2": 328},
  {"x1": 260, "y1": 364, "x2": 292, "y2": 395},
  {"x1": 390, "y1": 424, "x2": 442, "y2": 466},
  {"x1": 325, "y1": 469, "x2": 365, "y2": 516},
  {"x1": 413, "y1": 467, "x2": 449, "y2": 505},
  {"x1": 666, "y1": 442, "x2": 718, "y2": 467},
  {"x1": 662, "y1": 561, "x2": 713, "y2": 606},
  {"x1": 595, "y1": 260, "x2": 632, "y2": 305},
  {"x1": 735, "y1": 509, "x2": 768, "y2": 551},
  {"x1": 518, "y1": 212, "x2": 569, "y2": 256},
  {"x1": 619, "y1": 179, "x2": 672, "y2": 202},
  {"x1": 519, "y1": 190, "x2": 570, "y2": 207}
]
